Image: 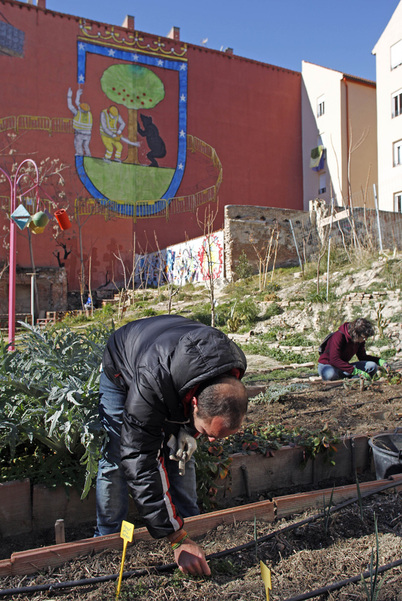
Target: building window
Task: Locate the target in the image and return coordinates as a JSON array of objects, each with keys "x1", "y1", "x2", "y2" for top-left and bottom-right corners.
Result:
[
  {"x1": 317, "y1": 95, "x2": 325, "y2": 117},
  {"x1": 393, "y1": 140, "x2": 402, "y2": 166},
  {"x1": 395, "y1": 192, "x2": 402, "y2": 213},
  {"x1": 391, "y1": 40, "x2": 402, "y2": 70},
  {"x1": 318, "y1": 173, "x2": 326, "y2": 194},
  {"x1": 392, "y1": 89, "x2": 402, "y2": 117}
]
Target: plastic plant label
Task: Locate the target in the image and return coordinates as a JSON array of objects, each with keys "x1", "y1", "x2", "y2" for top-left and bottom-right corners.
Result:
[
  {"x1": 260, "y1": 560, "x2": 272, "y2": 601},
  {"x1": 116, "y1": 521, "x2": 135, "y2": 598},
  {"x1": 120, "y1": 520, "x2": 135, "y2": 542}
]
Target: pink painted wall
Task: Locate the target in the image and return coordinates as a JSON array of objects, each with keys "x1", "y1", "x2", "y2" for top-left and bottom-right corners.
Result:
[{"x1": 0, "y1": 0, "x2": 302, "y2": 298}]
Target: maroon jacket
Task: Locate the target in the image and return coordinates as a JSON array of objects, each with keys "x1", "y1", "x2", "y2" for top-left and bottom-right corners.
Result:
[{"x1": 318, "y1": 322, "x2": 379, "y2": 374}]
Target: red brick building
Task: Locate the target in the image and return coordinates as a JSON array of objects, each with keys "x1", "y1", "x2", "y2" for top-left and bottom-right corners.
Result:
[{"x1": 0, "y1": 0, "x2": 302, "y2": 305}]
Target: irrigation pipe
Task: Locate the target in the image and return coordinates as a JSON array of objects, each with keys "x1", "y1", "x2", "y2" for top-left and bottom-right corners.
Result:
[
  {"x1": 0, "y1": 479, "x2": 400, "y2": 598},
  {"x1": 281, "y1": 558, "x2": 402, "y2": 601}
]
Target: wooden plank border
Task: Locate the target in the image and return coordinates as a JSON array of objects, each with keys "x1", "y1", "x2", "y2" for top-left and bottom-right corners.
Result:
[{"x1": 2, "y1": 475, "x2": 401, "y2": 577}]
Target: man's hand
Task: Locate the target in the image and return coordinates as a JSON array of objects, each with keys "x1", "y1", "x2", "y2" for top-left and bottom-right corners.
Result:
[
  {"x1": 173, "y1": 538, "x2": 211, "y2": 576},
  {"x1": 175, "y1": 429, "x2": 197, "y2": 462},
  {"x1": 167, "y1": 429, "x2": 197, "y2": 475}
]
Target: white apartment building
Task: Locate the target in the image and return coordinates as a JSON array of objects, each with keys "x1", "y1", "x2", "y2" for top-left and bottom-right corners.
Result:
[
  {"x1": 301, "y1": 61, "x2": 377, "y2": 212},
  {"x1": 372, "y1": 0, "x2": 402, "y2": 212}
]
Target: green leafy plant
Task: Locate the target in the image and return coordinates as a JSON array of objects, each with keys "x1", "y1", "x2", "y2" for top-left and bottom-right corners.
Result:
[
  {"x1": 250, "y1": 382, "x2": 309, "y2": 404},
  {"x1": 305, "y1": 289, "x2": 338, "y2": 304},
  {"x1": 227, "y1": 301, "x2": 242, "y2": 333},
  {"x1": 194, "y1": 439, "x2": 232, "y2": 510},
  {"x1": 235, "y1": 250, "x2": 254, "y2": 280},
  {"x1": 375, "y1": 302, "x2": 390, "y2": 337},
  {"x1": 264, "y1": 347, "x2": 316, "y2": 364},
  {"x1": 0, "y1": 323, "x2": 112, "y2": 497},
  {"x1": 279, "y1": 332, "x2": 312, "y2": 346},
  {"x1": 195, "y1": 422, "x2": 338, "y2": 510},
  {"x1": 260, "y1": 302, "x2": 283, "y2": 319},
  {"x1": 222, "y1": 424, "x2": 339, "y2": 464}
]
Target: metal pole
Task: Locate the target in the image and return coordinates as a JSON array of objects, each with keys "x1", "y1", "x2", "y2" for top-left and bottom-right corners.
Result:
[
  {"x1": 0, "y1": 159, "x2": 40, "y2": 350},
  {"x1": 30, "y1": 272, "x2": 35, "y2": 326},
  {"x1": 326, "y1": 198, "x2": 334, "y2": 301},
  {"x1": 373, "y1": 184, "x2": 383, "y2": 252},
  {"x1": 0, "y1": 166, "x2": 16, "y2": 349},
  {"x1": 289, "y1": 219, "x2": 303, "y2": 272},
  {"x1": 326, "y1": 237, "x2": 331, "y2": 301},
  {"x1": 8, "y1": 180, "x2": 17, "y2": 348}
]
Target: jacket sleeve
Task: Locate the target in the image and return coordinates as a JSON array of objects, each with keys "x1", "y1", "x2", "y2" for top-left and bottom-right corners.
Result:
[
  {"x1": 327, "y1": 331, "x2": 354, "y2": 373},
  {"x1": 356, "y1": 343, "x2": 379, "y2": 364},
  {"x1": 120, "y1": 368, "x2": 184, "y2": 539}
]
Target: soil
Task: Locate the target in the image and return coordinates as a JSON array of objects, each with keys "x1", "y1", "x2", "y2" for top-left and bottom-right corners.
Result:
[
  {"x1": 1, "y1": 376, "x2": 402, "y2": 600},
  {"x1": 244, "y1": 374, "x2": 402, "y2": 439},
  {"x1": 0, "y1": 492, "x2": 401, "y2": 600}
]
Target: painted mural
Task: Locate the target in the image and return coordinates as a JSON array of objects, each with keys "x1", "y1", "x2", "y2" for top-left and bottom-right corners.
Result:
[
  {"x1": 72, "y1": 24, "x2": 188, "y2": 218},
  {"x1": 0, "y1": 1, "x2": 303, "y2": 301},
  {"x1": 0, "y1": 12, "x2": 222, "y2": 234},
  {"x1": 136, "y1": 231, "x2": 224, "y2": 288}
]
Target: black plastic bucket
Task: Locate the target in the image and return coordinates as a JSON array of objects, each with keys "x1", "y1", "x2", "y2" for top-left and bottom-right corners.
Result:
[{"x1": 368, "y1": 432, "x2": 402, "y2": 479}]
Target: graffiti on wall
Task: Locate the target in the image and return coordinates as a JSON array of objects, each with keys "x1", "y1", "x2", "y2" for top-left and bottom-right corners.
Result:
[{"x1": 136, "y1": 231, "x2": 224, "y2": 287}]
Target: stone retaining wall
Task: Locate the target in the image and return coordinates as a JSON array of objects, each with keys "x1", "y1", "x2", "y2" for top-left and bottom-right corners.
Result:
[{"x1": 224, "y1": 204, "x2": 402, "y2": 281}]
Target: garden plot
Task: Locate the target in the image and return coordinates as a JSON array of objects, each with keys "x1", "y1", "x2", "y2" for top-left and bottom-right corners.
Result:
[{"x1": 0, "y1": 488, "x2": 401, "y2": 600}]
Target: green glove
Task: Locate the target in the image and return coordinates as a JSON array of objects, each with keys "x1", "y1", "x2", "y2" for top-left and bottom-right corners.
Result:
[
  {"x1": 352, "y1": 367, "x2": 371, "y2": 380},
  {"x1": 378, "y1": 359, "x2": 391, "y2": 373}
]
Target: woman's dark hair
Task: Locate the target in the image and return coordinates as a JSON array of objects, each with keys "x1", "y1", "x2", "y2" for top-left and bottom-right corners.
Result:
[
  {"x1": 348, "y1": 318, "x2": 375, "y2": 342},
  {"x1": 196, "y1": 375, "x2": 248, "y2": 430}
]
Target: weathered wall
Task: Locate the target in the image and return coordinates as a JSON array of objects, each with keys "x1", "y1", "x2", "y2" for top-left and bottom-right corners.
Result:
[
  {"x1": 224, "y1": 204, "x2": 402, "y2": 280},
  {"x1": 224, "y1": 205, "x2": 316, "y2": 280},
  {"x1": 0, "y1": 266, "x2": 68, "y2": 316}
]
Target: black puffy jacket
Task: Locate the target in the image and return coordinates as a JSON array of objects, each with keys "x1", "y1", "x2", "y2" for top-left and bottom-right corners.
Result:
[{"x1": 102, "y1": 314, "x2": 247, "y2": 538}]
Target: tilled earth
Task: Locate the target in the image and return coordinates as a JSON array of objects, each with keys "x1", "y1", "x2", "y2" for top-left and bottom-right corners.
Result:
[
  {"x1": 1, "y1": 377, "x2": 402, "y2": 600},
  {"x1": 245, "y1": 376, "x2": 402, "y2": 438},
  {"x1": 1, "y1": 492, "x2": 401, "y2": 601}
]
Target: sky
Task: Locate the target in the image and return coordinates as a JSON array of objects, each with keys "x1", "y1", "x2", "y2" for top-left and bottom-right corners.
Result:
[{"x1": 27, "y1": 0, "x2": 400, "y2": 81}]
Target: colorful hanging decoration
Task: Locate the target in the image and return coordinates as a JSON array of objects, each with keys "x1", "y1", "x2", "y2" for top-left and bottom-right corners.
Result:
[
  {"x1": 28, "y1": 210, "x2": 49, "y2": 234},
  {"x1": 10, "y1": 204, "x2": 31, "y2": 230},
  {"x1": 54, "y1": 208, "x2": 72, "y2": 230}
]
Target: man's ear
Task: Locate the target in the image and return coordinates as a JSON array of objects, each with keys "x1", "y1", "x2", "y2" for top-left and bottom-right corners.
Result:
[{"x1": 191, "y1": 396, "x2": 198, "y2": 412}]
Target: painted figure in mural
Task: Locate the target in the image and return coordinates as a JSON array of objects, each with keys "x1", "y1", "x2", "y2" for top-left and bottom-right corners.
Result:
[
  {"x1": 137, "y1": 114, "x2": 166, "y2": 167},
  {"x1": 95, "y1": 314, "x2": 248, "y2": 575},
  {"x1": 67, "y1": 88, "x2": 92, "y2": 157},
  {"x1": 100, "y1": 105, "x2": 126, "y2": 163}
]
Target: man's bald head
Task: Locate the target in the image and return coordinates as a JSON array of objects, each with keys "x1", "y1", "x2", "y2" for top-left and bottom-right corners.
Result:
[{"x1": 195, "y1": 375, "x2": 248, "y2": 431}]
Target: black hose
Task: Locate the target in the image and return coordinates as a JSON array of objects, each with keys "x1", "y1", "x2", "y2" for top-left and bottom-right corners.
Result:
[
  {"x1": 208, "y1": 478, "x2": 402, "y2": 559},
  {"x1": 281, "y1": 558, "x2": 402, "y2": 601},
  {"x1": 0, "y1": 479, "x2": 400, "y2": 598}
]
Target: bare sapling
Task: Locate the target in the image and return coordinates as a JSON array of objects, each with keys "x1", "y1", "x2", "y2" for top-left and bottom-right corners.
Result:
[{"x1": 196, "y1": 203, "x2": 219, "y2": 327}]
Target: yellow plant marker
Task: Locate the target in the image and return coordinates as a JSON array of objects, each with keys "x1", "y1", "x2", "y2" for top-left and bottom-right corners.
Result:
[
  {"x1": 116, "y1": 520, "x2": 135, "y2": 599},
  {"x1": 260, "y1": 560, "x2": 272, "y2": 601}
]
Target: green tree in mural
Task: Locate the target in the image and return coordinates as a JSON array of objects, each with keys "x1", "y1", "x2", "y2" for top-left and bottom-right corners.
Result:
[{"x1": 100, "y1": 64, "x2": 165, "y2": 164}]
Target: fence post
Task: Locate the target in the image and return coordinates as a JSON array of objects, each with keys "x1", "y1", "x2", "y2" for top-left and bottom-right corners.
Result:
[
  {"x1": 289, "y1": 219, "x2": 303, "y2": 273},
  {"x1": 373, "y1": 184, "x2": 383, "y2": 252}
]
